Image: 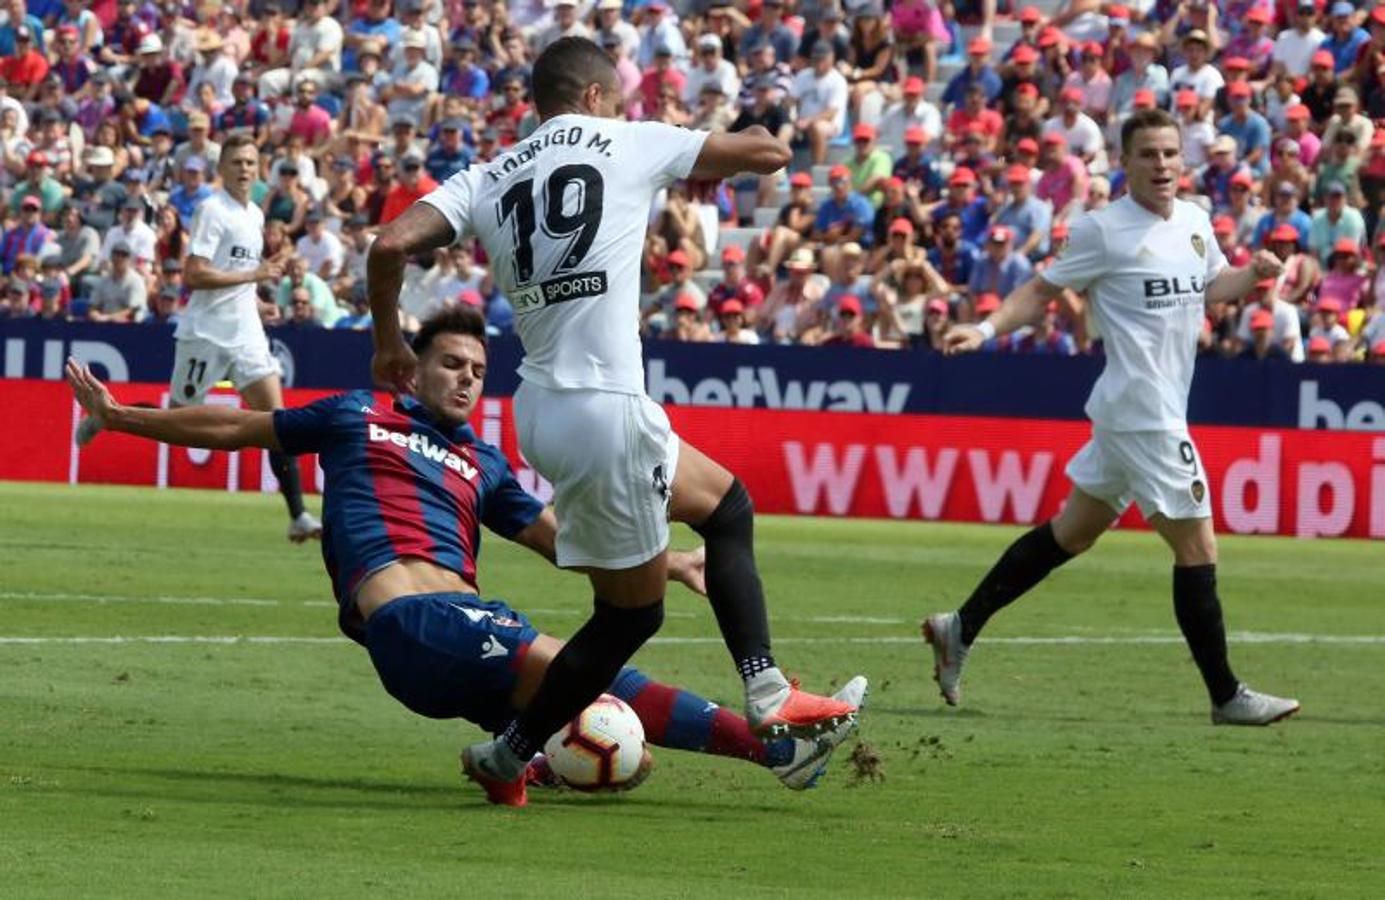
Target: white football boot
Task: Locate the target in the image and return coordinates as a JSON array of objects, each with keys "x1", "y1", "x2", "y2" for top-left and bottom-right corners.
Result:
[
  {"x1": 287, "y1": 511, "x2": 323, "y2": 543},
  {"x1": 1212, "y1": 684, "x2": 1301, "y2": 726},
  {"x1": 774, "y1": 675, "x2": 868, "y2": 790},
  {"x1": 921, "y1": 611, "x2": 969, "y2": 706}
]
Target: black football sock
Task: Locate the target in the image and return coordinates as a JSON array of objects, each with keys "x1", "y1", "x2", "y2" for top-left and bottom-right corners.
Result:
[
  {"x1": 957, "y1": 522, "x2": 1073, "y2": 646},
  {"x1": 501, "y1": 598, "x2": 665, "y2": 765},
  {"x1": 268, "y1": 451, "x2": 307, "y2": 519},
  {"x1": 691, "y1": 479, "x2": 776, "y2": 682},
  {"x1": 1172, "y1": 564, "x2": 1240, "y2": 706}
]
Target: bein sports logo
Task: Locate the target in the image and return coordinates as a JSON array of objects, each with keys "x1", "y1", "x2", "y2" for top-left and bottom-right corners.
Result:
[{"x1": 367, "y1": 423, "x2": 478, "y2": 480}]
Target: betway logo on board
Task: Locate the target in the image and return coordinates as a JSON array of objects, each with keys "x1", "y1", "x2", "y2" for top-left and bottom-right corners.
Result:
[
  {"x1": 647, "y1": 360, "x2": 911, "y2": 413},
  {"x1": 368, "y1": 423, "x2": 477, "y2": 480}
]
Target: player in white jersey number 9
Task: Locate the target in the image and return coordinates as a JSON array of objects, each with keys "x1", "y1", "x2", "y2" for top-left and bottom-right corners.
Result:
[
  {"x1": 925, "y1": 110, "x2": 1300, "y2": 727},
  {"x1": 365, "y1": 38, "x2": 864, "y2": 806}
]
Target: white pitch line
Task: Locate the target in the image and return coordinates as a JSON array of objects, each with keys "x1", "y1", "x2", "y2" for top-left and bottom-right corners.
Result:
[{"x1": 1, "y1": 633, "x2": 1383, "y2": 647}]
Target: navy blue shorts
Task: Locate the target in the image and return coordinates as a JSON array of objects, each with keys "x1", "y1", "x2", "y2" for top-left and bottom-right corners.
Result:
[{"x1": 363, "y1": 593, "x2": 539, "y2": 733}]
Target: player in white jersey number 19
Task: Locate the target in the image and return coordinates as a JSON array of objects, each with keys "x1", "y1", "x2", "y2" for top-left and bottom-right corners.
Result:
[
  {"x1": 928, "y1": 110, "x2": 1299, "y2": 727},
  {"x1": 365, "y1": 38, "x2": 862, "y2": 806}
]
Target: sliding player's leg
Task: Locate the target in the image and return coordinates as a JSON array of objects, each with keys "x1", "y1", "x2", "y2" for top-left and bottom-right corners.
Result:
[
  {"x1": 239, "y1": 369, "x2": 321, "y2": 542},
  {"x1": 670, "y1": 439, "x2": 861, "y2": 738}
]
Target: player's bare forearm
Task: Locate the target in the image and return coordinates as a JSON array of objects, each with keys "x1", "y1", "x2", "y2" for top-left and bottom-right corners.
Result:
[
  {"x1": 991, "y1": 276, "x2": 1061, "y2": 334},
  {"x1": 1206, "y1": 251, "x2": 1283, "y2": 306},
  {"x1": 367, "y1": 202, "x2": 455, "y2": 342},
  {"x1": 185, "y1": 255, "x2": 278, "y2": 290},
  {"x1": 689, "y1": 127, "x2": 791, "y2": 180}
]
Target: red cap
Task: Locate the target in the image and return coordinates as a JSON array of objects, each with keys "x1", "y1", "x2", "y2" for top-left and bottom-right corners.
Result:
[
  {"x1": 1019, "y1": 5, "x2": 1042, "y2": 23},
  {"x1": 674, "y1": 293, "x2": 700, "y2": 312},
  {"x1": 975, "y1": 292, "x2": 1002, "y2": 313},
  {"x1": 1372, "y1": 340, "x2": 1385, "y2": 356},
  {"x1": 889, "y1": 217, "x2": 915, "y2": 235},
  {"x1": 1254, "y1": 276, "x2": 1278, "y2": 290},
  {"x1": 926, "y1": 297, "x2": 949, "y2": 314},
  {"x1": 829, "y1": 163, "x2": 851, "y2": 181},
  {"x1": 1223, "y1": 56, "x2": 1251, "y2": 71},
  {"x1": 1082, "y1": 40, "x2": 1104, "y2": 57},
  {"x1": 1133, "y1": 88, "x2": 1156, "y2": 109},
  {"x1": 457, "y1": 289, "x2": 483, "y2": 307},
  {"x1": 1269, "y1": 224, "x2": 1300, "y2": 243},
  {"x1": 720, "y1": 298, "x2": 745, "y2": 316},
  {"x1": 949, "y1": 166, "x2": 977, "y2": 186},
  {"x1": 1051, "y1": 221, "x2": 1069, "y2": 239},
  {"x1": 1212, "y1": 215, "x2": 1235, "y2": 236},
  {"x1": 1307, "y1": 335, "x2": 1332, "y2": 353},
  {"x1": 1333, "y1": 237, "x2": 1360, "y2": 256},
  {"x1": 1006, "y1": 164, "x2": 1030, "y2": 183},
  {"x1": 904, "y1": 125, "x2": 927, "y2": 144},
  {"x1": 1175, "y1": 89, "x2": 1198, "y2": 108},
  {"x1": 1250, "y1": 309, "x2": 1275, "y2": 330},
  {"x1": 1312, "y1": 49, "x2": 1335, "y2": 68},
  {"x1": 57, "y1": 24, "x2": 78, "y2": 37},
  {"x1": 1373, "y1": 5, "x2": 1385, "y2": 26},
  {"x1": 1012, "y1": 44, "x2": 1039, "y2": 64},
  {"x1": 989, "y1": 225, "x2": 1013, "y2": 243},
  {"x1": 968, "y1": 36, "x2": 992, "y2": 55},
  {"x1": 1228, "y1": 81, "x2": 1252, "y2": 98},
  {"x1": 904, "y1": 76, "x2": 925, "y2": 95},
  {"x1": 1038, "y1": 26, "x2": 1062, "y2": 48},
  {"x1": 1015, "y1": 82, "x2": 1040, "y2": 98},
  {"x1": 1318, "y1": 297, "x2": 1343, "y2": 313},
  {"x1": 20, "y1": 194, "x2": 41, "y2": 209},
  {"x1": 1041, "y1": 131, "x2": 1067, "y2": 146},
  {"x1": 1107, "y1": 3, "x2": 1131, "y2": 18},
  {"x1": 852, "y1": 122, "x2": 876, "y2": 141},
  {"x1": 885, "y1": 176, "x2": 905, "y2": 190},
  {"x1": 667, "y1": 249, "x2": 690, "y2": 268},
  {"x1": 838, "y1": 294, "x2": 863, "y2": 315},
  {"x1": 1230, "y1": 169, "x2": 1254, "y2": 187},
  {"x1": 1060, "y1": 85, "x2": 1084, "y2": 103},
  {"x1": 25, "y1": 150, "x2": 47, "y2": 166},
  {"x1": 1016, "y1": 137, "x2": 1039, "y2": 154},
  {"x1": 721, "y1": 244, "x2": 745, "y2": 263},
  {"x1": 1286, "y1": 103, "x2": 1310, "y2": 121},
  {"x1": 789, "y1": 171, "x2": 813, "y2": 188},
  {"x1": 1246, "y1": 7, "x2": 1272, "y2": 24},
  {"x1": 1178, "y1": 174, "x2": 1194, "y2": 192}
]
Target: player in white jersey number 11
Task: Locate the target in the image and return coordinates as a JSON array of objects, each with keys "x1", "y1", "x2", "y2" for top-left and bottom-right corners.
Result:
[
  {"x1": 365, "y1": 37, "x2": 862, "y2": 806},
  {"x1": 928, "y1": 109, "x2": 1299, "y2": 727}
]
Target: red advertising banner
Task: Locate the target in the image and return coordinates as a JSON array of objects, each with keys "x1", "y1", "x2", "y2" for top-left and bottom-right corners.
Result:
[{"x1": 5, "y1": 380, "x2": 1382, "y2": 540}]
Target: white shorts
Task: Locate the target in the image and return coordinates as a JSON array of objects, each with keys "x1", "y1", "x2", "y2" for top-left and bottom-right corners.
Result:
[
  {"x1": 1065, "y1": 428, "x2": 1212, "y2": 521},
  {"x1": 514, "y1": 380, "x2": 679, "y2": 569},
  {"x1": 170, "y1": 335, "x2": 280, "y2": 405}
]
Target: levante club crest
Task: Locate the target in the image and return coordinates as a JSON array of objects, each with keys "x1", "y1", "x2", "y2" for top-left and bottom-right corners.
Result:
[{"x1": 1191, "y1": 234, "x2": 1206, "y2": 258}]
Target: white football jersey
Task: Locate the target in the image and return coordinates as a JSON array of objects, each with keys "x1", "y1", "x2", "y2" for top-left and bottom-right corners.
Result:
[
  {"x1": 177, "y1": 189, "x2": 267, "y2": 347},
  {"x1": 1041, "y1": 196, "x2": 1227, "y2": 432},
  {"x1": 422, "y1": 114, "x2": 708, "y2": 394}
]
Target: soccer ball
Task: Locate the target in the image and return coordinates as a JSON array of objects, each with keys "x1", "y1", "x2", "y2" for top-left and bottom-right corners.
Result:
[{"x1": 542, "y1": 694, "x2": 653, "y2": 792}]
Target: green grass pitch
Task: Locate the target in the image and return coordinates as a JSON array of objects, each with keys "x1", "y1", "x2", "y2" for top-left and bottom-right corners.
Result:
[{"x1": 1, "y1": 482, "x2": 1381, "y2": 898}]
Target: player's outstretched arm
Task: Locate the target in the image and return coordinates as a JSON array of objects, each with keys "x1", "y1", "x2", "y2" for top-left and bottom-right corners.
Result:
[
  {"x1": 688, "y1": 126, "x2": 792, "y2": 181},
  {"x1": 509, "y1": 508, "x2": 708, "y2": 596},
  {"x1": 66, "y1": 359, "x2": 280, "y2": 452},
  {"x1": 367, "y1": 203, "x2": 457, "y2": 394},
  {"x1": 185, "y1": 255, "x2": 282, "y2": 290},
  {"x1": 1205, "y1": 250, "x2": 1284, "y2": 306},
  {"x1": 943, "y1": 275, "x2": 1062, "y2": 355}
]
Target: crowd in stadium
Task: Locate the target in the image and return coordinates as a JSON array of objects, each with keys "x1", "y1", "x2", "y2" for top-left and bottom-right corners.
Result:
[{"x1": 1, "y1": 0, "x2": 1384, "y2": 364}]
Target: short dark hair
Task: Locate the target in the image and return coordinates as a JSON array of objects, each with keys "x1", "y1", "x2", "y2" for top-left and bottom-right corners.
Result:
[
  {"x1": 532, "y1": 36, "x2": 619, "y2": 119},
  {"x1": 412, "y1": 304, "x2": 488, "y2": 356},
  {"x1": 1121, "y1": 108, "x2": 1180, "y2": 156},
  {"x1": 221, "y1": 132, "x2": 258, "y2": 159}
]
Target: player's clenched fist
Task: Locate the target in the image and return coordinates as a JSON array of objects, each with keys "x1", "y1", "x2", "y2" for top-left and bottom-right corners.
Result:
[
  {"x1": 372, "y1": 332, "x2": 419, "y2": 396},
  {"x1": 943, "y1": 324, "x2": 987, "y2": 356},
  {"x1": 1249, "y1": 250, "x2": 1284, "y2": 280},
  {"x1": 256, "y1": 260, "x2": 284, "y2": 282}
]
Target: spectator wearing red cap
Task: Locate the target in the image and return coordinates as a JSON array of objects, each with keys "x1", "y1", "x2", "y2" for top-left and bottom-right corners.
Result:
[
  {"x1": 789, "y1": 38, "x2": 849, "y2": 164},
  {"x1": 1273, "y1": 2, "x2": 1328, "y2": 78},
  {"x1": 1308, "y1": 181, "x2": 1366, "y2": 263},
  {"x1": 1235, "y1": 273, "x2": 1305, "y2": 361},
  {"x1": 945, "y1": 81, "x2": 1003, "y2": 151},
  {"x1": 1261, "y1": 221, "x2": 1321, "y2": 312},
  {"x1": 1304, "y1": 334, "x2": 1334, "y2": 362},
  {"x1": 891, "y1": 0, "x2": 951, "y2": 84},
  {"x1": 1041, "y1": 84, "x2": 1104, "y2": 169},
  {"x1": 998, "y1": 45, "x2": 1046, "y2": 121},
  {"x1": 892, "y1": 124, "x2": 943, "y2": 195},
  {"x1": 941, "y1": 34, "x2": 1003, "y2": 109},
  {"x1": 968, "y1": 226, "x2": 1033, "y2": 299},
  {"x1": 870, "y1": 180, "x2": 926, "y2": 257},
  {"x1": 1218, "y1": 81, "x2": 1272, "y2": 175},
  {"x1": 1281, "y1": 104, "x2": 1321, "y2": 167},
  {"x1": 1316, "y1": 238, "x2": 1368, "y2": 311},
  {"x1": 644, "y1": 249, "x2": 707, "y2": 335},
  {"x1": 1172, "y1": 89, "x2": 1217, "y2": 170},
  {"x1": 819, "y1": 294, "x2": 874, "y2": 348},
  {"x1": 1063, "y1": 40, "x2": 1113, "y2": 125},
  {"x1": 877, "y1": 75, "x2": 942, "y2": 156},
  {"x1": 1240, "y1": 305, "x2": 1293, "y2": 361},
  {"x1": 811, "y1": 163, "x2": 875, "y2": 252},
  {"x1": 1310, "y1": 294, "x2": 1353, "y2": 357},
  {"x1": 1212, "y1": 214, "x2": 1251, "y2": 268},
  {"x1": 707, "y1": 244, "x2": 766, "y2": 323},
  {"x1": 1036, "y1": 132, "x2": 1089, "y2": 223},
  {"x1": 931, "y1": 165, "x2": 991, "y2": 246},
  {"x1": 1252, "y1": 182, "x2": 1312, "y2": 248},
  {"x1": 847, "y1": 122, "x2": 894, "y2": 208},
  {"x1": 1000, "y1": 83, "x2": 1045, "y2": 158},
  {"x1": 713, "y1": 298, "x2": 760, "y2": 345},
  {"x1": 1300, "y1": 49, "x2": 1341, "y2": 125},
  {"x1": 993, "y1": 163, "x2": 1052, "y2": 260},
  {"x1": 11, "y1": 150, "x2": 63, "y2": 215},
  {"x1": 663, "y1": 292, "x2": 712, "y2": 343},
  {"x1": 1111, "y1": 33, "x2": 1170, "y2": 119}
]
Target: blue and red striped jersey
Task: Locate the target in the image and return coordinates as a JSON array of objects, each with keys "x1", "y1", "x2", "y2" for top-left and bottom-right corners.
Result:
[{"x1": 273, "y1": 391, "x2": 544, "y2": 639}]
